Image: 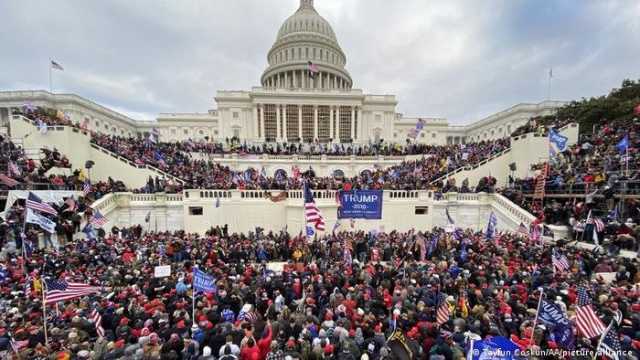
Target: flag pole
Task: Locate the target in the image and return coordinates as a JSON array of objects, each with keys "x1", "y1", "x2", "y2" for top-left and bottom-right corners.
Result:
[
  {"x1": 42, "y1": 281, "x2": 49, "y2": 347},
  {"x1": 547, "y1": 68, "x2": 552, "y2": 101},
  {"x1": 592, "y1": 320, "x2": 613, "y2": 360},
  {"x1": 529, "y1": 287, "x2": 544, "y2": 349},
  {"x1": 48, "y1": 59, "x2": 52, "y2": 93}
]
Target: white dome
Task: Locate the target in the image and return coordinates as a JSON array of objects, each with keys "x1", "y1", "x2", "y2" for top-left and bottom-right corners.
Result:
[
  {"x1": 276, "y1": 0, "x2": 338, "y2": 43},
  {"x1": 261, "y1": 0, "x2": 352, "y2": 90}
]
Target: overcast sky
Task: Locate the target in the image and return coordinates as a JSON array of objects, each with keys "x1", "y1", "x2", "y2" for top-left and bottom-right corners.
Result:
[{"x1": 1, "y1": 0, "x2": 639, "y2": 124}]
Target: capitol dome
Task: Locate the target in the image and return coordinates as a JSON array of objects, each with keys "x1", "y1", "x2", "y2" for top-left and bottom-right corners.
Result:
[{"x1": 261, "y1": 0, "x2": 353, "y2": 90}]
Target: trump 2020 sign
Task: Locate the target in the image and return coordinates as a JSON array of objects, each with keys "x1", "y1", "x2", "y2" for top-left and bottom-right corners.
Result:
[{"x1": 338, "y1": 190, "x2": 383, "y2": 219}]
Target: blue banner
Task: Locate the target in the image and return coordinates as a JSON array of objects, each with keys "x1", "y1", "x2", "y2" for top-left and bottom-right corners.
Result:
[
  {"x1": 538, "y1": 299, "x2": 575, "y2": 349},
  {"x1": 193, "y1": 268, "x2": 216, "y2": 294},
  {"x1": 338, "y1": 190, "x2": 383, "y2": 219},
  {"x1": 469, "y1": 336, "x2": 519, "y2": 360}
]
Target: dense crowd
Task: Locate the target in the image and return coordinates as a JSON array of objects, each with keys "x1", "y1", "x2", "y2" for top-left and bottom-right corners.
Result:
[
  {"x1": 501, "y1": 116, "x2": 640, "y2": 251},
  {"x1": 89, "y1": 132, "x2": 509, "y2": 191},
  {"x1": 0, "y1": 224, "x2": 638, "y2": 359},
  {"x1": 14, "y1": 107, "x2": 511, "y2": 191}
]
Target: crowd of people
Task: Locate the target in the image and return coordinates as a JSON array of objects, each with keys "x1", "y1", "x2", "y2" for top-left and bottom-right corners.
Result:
[
  {"x1": 0, "y1": 224, "x2": 638, "y2": 359},
  {"x1": 14, "y1": 107, "x2": 511, "y2": 191},
  {"x1": 500, "y1": 115, "x2": 640, "y2": 252},
  {"x1": 89, "y1": 131, "x2": 510, "y2": 192}
]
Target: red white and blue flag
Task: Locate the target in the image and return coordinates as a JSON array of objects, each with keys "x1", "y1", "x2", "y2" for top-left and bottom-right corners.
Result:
[
  {"x1": 90, "y1": 209, "x2": 108, "y2": 228},
  {"x1": 576, "y1": 286, "x2": 606, "y2": 339},
  {"x1": 26, "y1": 192, "x2": 58, "y2": 216},
  {"x1": 82, "y1": 180, "x2": 92, "y2": 196},
  {"x1": 91, "y1": 308, "x2": 105, "y2": 338},
  {"x1": 304, "y1": 182, "x2": 325, "y2": 231},
  {"x1": 50, "y1": 60, "x2": 64, "y2": 71},
  {"x1": 308, "y1": 61, "x2": 319, "y2": 78},
  {"x1": 44, "y1": 279, "x2": 100, "y2": 305},
  {"x1": 552, "y1": 250, "x2": 570, "y2": 273}
]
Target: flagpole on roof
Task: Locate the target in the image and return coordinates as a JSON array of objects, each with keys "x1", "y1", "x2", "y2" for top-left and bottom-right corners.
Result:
[
  {"x1": 49, "y1": 58, "x2": 52, "y2": 93},
  {"x1": 547, "y1": 67, "x2": 553, "y2": 101}
]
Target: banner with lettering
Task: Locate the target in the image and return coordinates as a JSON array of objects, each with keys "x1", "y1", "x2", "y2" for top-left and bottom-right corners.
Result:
[
  {"x1": 538, "y1": 299, "x2": 575, "y2": 349},
  {"x1": 338, "y1": 190, "x2": 383, "y2": 219},
  {"x1": 193, "y1": 268, "x2": 216, "y2": 294}
]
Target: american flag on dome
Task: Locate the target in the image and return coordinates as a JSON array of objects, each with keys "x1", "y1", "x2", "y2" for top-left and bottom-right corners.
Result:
[
  {"x1": 576, "y1": 286, "x2": 606, "y2": 339},
  {"x1": 26, "y1": 192, "x2": 58, "y2": 216},
  {"x1": 90, "y1": 209, "x2": 108, "y2": 228},
  {"x1": 436, "y1": 299, "x2": 450, "y2": 325},
  {"x1": 91, "y1": 308, "x2": 105, "y2": 338},
  {"x1": 44, "y1": 279, "x2": 100, "y2": 305},
  {"x1": 307, "y1": 61, "x2": 319, "y2": 78},
  {"x1": 303, "y1": 182, "x2": 325, "y2": 231}
]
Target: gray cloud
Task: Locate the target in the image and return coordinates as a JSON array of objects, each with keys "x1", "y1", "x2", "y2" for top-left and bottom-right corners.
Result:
[{"x1": 1, "y1": 0, "x2": 638, "y2": 123}]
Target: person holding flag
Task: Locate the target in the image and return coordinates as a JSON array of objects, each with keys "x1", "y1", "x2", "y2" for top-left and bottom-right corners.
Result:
[{"x1": 485, "y1": 212, "x2": 497, "y2": 240}]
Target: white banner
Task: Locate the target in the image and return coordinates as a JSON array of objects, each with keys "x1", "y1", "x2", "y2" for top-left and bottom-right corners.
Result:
[
  {"x1": 154, "y1": 265, "x2": 171, "y2": 278},
  {"x1": 25, "y1": 208, "x2": 56, "y2": 233}
]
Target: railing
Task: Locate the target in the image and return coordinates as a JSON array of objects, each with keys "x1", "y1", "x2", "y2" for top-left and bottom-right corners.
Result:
[
  {"x1": 183, "y1": 189, "x2": 426, "y2": 201},
  {"x1": 429, "y1": 148, "x2": 512, "y2": 185},
  {"x1": 14, "y1": 114, "x2": 185, "y2": 184}
]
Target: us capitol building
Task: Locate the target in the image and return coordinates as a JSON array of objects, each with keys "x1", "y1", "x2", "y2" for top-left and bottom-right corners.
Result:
[{"x1": 0, "y1": 0, "x2": 564, "y2": 145}]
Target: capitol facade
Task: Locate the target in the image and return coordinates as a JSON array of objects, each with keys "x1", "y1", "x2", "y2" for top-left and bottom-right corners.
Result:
[{"x1": 0, "y1": 0, "x2": 564, "y2": 145}]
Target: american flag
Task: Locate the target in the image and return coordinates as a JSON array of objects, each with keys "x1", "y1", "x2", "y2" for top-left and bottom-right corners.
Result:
[
  {"x1": 44, "y1": 279, "x2": 100, "y2": 305},
  {"x1": 82, "y1": 180, "x2": 92, "y2": 196},
  {"x1": 303, "y1": 183, "x2": 325, "y2": 231},
  {"x1": 517, "y1": 222, "x2": 529, "y2": 237},
  {"x1": 24, "y1": 274, "x2": 32, "y2": 298},
  {"x1": 596, "y1": 323, "x2": 622, "y2": 360},
  {"x1": 591, "y1": 217, "x2": 605, "y2": 233},
  {"x1": 436, "y1": 300, "x2": 450, "y2": 325},
  {"x1": 91, "y1": 308, "x2": 105, "y2": 338},
  {"x1": 552, "y1": 250, "x2": 570, "y2": 273},
  {"x1": 576, "y1": 286, "x2": 606, "y2": 339},
  {"x1": 307, "y1": 61, "x2": 319, "y2": 78},
  {"x1": 90, "y1": 209, "x2": 108, "y2": 228},
  {"x1": 26, "y1": 192, "x2": 58, "y2": 216},
  {"x1": 50, "y1": 60, "x2": 64, "y2": 71}
]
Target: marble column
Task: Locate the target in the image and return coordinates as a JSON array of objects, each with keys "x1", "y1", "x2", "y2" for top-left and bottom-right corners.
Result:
[
  {"x1": 350, "y1": 107, "x2": 355, "y2": 142},
  {"x1": 283, "y1": 105, "x2": 288, "y2": 141},
  {"x1": 276, "y1": 105, "x2": 281, "y2": 141},
  {"x1": 313, "y1": 106, "x2": 318, "y2": 140},
  {"x1": 298, "y1": 105, "x2": 303, "y2": 141},
  {"x1": 259, "y1": 104, "x2": 265, "y2": 141}
]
